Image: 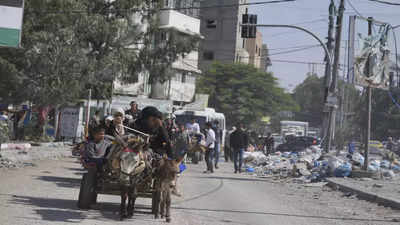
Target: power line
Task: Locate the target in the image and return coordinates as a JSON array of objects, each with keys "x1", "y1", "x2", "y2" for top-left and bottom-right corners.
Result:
[
  {"x1": 270, "y1": 59, "x2": 326, "y2": 65},
  {"x1": 347, "y1": 0, "x2": 364, "y2": 17},
  {"x1": 367, "y1": 0, "x2": 400, "y2": 6},
  {"x1": 268, "y1": 44, "x2": 320, "y2": 51},
  {"x1": 268, "y1": 45, "x2": 320, "y2": 56},
  {"x1": 26, "y1": 0, "x2": 296, "y2": 14}
]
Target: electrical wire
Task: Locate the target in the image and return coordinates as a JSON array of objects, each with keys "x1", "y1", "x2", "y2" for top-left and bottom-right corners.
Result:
[
  {"x1": 367, "y1": 0, "x2": 400, "y2": 6},
  {"x1": 268, "y1": 45, "x2": 320, "y2": 56},
  {"x1": 347, "y1": 0, "x2": 364, "y2": 17},
  {"x1": 26, "y1": 0, "x2": 296, "y2": 14}
]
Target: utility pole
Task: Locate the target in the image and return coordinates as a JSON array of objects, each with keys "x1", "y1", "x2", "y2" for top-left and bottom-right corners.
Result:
[
  {"x1": 327, "y1": 0, "x2": 345, "y2": 153},
  {"x1": 322, "y1": 0, "x2": 336, "y2": 152},
  {"x1": 363, "y1": 17, "x2": 373, "y2": 170},
  {"x1": 85, "y1": 88, "x2": 92, "y2": 140},
  {"x1": 341, "y1": 40, "x2": 348, "y2": 128}
]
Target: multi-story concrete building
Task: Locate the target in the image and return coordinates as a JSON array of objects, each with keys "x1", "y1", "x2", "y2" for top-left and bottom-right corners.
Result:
[
  {"x1": 115, "y1": 0, "x2": 202, "y2": 104},
  {"x1": 199, "y1": 0, "x2": 249, "y2": 70},
  {"x1": 260, "y1": 44, "x2": 272, "y2": 72},
  {"x1": 245, "y1": 31, "x2": 263, "y2": 69}
]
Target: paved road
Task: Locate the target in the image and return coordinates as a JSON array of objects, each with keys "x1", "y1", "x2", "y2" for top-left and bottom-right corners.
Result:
[{"x1": 0, "y1": 156, "x2": 399, "y2": 225}]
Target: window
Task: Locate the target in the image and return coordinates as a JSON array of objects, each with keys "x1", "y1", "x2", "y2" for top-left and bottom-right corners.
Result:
[
  {"x1": 242, "y1": 39, "x2": 245, "y2": 48},
  {"x1": 245, "y1": 7, "x2": 248, "y2": 14},
  {"x1": 203, "y1": 51, "x2": 214, "y2": 60},
  {"x1": 206, "y1": 19, "x2": 217, "y2": 28},
  {"x1": 165, "y1": 0, "x2": 169, "y2": 7}
]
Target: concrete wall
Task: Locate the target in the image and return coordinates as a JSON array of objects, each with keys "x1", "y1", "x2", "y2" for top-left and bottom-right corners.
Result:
[
  {"x1": 199, "y1": 0, "x2": 249, "y2": 71},
  {"x1": 159, "y1": 9, "x2": 200, "y2": 34},
  {"x1": 245, "y1": 31, "x2": 263, "y2": 69},
  {"x1": 260, "y1": 44, "x2": 271, "y2": 72}
]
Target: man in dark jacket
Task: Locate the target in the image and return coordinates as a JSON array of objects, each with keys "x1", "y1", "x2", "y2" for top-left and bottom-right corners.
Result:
[
  {"x1": 229, "y1": 123, "x2": 248, "y2": 173},
  {"x1": 264, "y1": 133, "x2": 274, "y2": 155},
  {"x1": 132, "y1": 106, "x2": 173, "y2": 159}
]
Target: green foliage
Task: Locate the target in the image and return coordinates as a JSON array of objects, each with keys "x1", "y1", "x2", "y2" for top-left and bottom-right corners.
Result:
[
  {"x1": 292, "y1": 73, "x2": 325, "y2": 127},
  {"x1": 0, "y1": 0, "x2": 199, "y2": 105},
  {"x1": 363, "y1": 88, "x2": 400, "y2": 140},
  {"x1": 197, "y1": 62, "x2": 298, "y2": 126}
]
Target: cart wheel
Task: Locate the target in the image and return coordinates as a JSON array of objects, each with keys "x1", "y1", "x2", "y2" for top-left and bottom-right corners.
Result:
[{"x1": 78, "y1": 171, "x2": 97, "y2": 209}]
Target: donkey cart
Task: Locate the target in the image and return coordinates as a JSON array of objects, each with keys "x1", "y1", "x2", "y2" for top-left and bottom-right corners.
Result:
[{"x1": 77, "y1": 134, "x2": 158, "y2": 213}]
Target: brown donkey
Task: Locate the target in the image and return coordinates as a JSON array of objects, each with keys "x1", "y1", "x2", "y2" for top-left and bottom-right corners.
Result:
[{"x1": 153, "y1": 155, "x2": 185, "y2": 223}]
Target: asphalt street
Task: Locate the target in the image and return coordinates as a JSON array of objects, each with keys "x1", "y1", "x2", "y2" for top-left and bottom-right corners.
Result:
[{"x1": 0, "y1": 156, "x2": 399, "y2": 225}]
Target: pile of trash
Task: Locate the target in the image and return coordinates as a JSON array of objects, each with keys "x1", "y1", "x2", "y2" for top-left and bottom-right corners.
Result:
[{"x1": 243, "y1": 146, "x2": 400, "y2": 183}]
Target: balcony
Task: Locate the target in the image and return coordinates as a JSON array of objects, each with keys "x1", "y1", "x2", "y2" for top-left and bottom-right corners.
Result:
[{"x1": 159, "y1": 10, "x2": 201, "y2": 36}]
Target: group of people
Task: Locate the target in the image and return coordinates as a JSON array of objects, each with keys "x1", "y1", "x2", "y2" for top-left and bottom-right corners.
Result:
[
  {"x1": 0, "y1": 108, "x2": 28, "y2": 141},
  {"x1": 85, "y1": 102, "x2": 192, "y2": 196}
]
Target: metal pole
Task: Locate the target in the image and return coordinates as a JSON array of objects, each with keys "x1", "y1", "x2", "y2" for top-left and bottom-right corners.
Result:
[
  {"x1": 85, "y1": 89, "x2": 92, "y2": 139},
  {"x1": 243, "y1": 24, "x2": 332, "y2": 64},
  {"x1": 327, "y1": 0, "x2": 345, "y2": 153},
  {"x1": 363, "y1": 18, "x2": 373, "y2": 171}
]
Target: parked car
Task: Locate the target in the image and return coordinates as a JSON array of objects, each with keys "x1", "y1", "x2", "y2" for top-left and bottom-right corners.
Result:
[{"x1": 276, "y1": 136, "x2": 318, "y2": 152}]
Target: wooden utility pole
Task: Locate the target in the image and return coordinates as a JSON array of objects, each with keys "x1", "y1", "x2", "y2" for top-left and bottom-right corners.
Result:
[
  {"x1": 363, "y1": 17, "x2": 373, "y2": 170},
  {"x1": 322, "y1": 0, "x2": 336, "y2": 152},
  {"x1": 327, "y1": 0, "x2": 345, "y2": 153}
]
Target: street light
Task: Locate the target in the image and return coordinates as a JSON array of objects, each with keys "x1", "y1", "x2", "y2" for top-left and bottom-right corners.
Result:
[
  {"x1": 241, "y1": 24, "x2": 332, "y2": 64},
  {"x1": 241, "y1": 23, "x2": 333, "y2": 152}
]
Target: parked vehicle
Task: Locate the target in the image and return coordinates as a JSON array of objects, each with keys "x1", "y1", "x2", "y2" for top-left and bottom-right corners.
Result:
[
  {"x1": 276, "y1": 136, "x2": 318, "y2": 152},
  {"x1": 280, "y1": 121, "x2": 309, "y2": 137}
]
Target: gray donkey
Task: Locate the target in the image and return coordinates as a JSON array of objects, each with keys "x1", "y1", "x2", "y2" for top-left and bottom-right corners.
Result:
[{"x1": 153, "y1": 154, "x2": 185, "y2": 223}]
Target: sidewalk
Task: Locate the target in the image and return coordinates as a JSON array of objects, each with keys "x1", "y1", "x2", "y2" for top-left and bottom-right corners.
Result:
[
  {"x1": 0, "y1": 145, "x2": 72, "y2": 169},
  {"x1": 327, "y1": 177, "x2": 400, "y2": 210}
]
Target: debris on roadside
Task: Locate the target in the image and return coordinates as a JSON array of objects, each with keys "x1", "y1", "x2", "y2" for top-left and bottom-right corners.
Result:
[{"x1": 242, "y1": 145, "x2": 400, "y2": 183}]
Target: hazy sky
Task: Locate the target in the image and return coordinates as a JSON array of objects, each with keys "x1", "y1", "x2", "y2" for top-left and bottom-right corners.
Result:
[{"x1": 249, "y1": 0, "x2": 400, "y2": 92}]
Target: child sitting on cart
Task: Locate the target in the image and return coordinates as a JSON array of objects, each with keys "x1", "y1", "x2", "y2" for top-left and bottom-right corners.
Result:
[{"x1": 83, "y1": 126, "x2": 112, "y2": 172}]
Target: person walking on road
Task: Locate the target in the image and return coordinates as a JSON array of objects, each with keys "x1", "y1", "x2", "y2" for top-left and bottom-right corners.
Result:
[
  {"x1": 230, "y1": 124, "x2": 248, "y2": 173},
  {"x1": 387, "y1": 137, "x2": 396, "y2": 152},
  {"x1": 224, "y1": 126, "x2": 236, "y2": 162},
  {"x1": 204, "y1": 122, "x2": 216, "y2": 174},
  {"x1": 212, "y1": 121, "x2": 223, "y2": 169},
  {"x1": 264, "y1": 133, "x2": 274, "y2": 155}
]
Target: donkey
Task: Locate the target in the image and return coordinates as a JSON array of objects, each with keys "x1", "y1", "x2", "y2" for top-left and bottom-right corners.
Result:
[
  {"x1": 153, "y1": 155, "x2": 185, "y2": 223},
  {"x1": 110, "y1": 135, "x2": 148, "y2": 221}
]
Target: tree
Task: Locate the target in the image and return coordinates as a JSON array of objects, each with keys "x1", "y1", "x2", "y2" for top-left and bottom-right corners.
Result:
[
  {"x1": 292, "y1": 73, "x2": 325, "y2": 127},
  {"x1": 0, "y1": 0, "x2": 200, "y2": 105},
  {"x1": 292, "y1": 73, "x2": 362, "y2": 147},
  {"x1": 0, "y1": 0, "x2": 200, "y2": 139},
  {"x1": 197, "y1": 62, "x2": 298, "y2": 127}
]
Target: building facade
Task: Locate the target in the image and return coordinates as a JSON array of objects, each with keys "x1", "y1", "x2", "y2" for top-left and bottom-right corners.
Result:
[
  {"x1": 199, "y1": 0, "x2": 250, "y2": 70},
  {"x1": 245, "y1": 31, "x2": 263, "y2": 69},
  {"x1": 114, "y1": 0, "x2": 202, "y2": 104},
  {"x1": 260, "y1": 44, "x2": 272, "y2": 72}
]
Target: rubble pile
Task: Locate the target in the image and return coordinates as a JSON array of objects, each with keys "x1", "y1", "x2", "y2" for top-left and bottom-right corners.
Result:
[
  {"x1": 0, "y1": 155, "x2": 18, "y2": 168},
  {"x1": 243, "y1": 146, "x2": 400, "y2": 183}
]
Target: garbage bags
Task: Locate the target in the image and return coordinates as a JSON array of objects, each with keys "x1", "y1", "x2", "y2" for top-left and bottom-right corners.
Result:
[{"x1": 334, "y1": 162, "x2": 352, "y2": 177}]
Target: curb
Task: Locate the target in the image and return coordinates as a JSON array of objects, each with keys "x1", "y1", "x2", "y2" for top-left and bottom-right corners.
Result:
[{"x1": 326, "y1": 178, "x2": 400, "y2": 210}]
